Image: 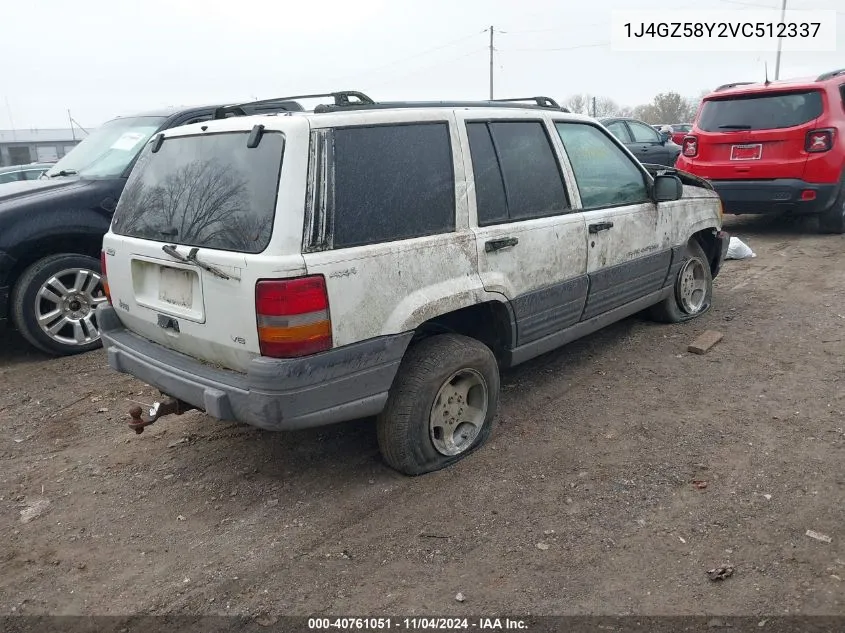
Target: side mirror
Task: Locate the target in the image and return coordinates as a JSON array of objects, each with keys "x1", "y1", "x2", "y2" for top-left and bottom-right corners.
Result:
[
  {"x1": 653, "y1": 174, "x2": 683, "y2": 202},
  {"x1": 659, "y1": 131, "x2": 671, "y2": 143}
]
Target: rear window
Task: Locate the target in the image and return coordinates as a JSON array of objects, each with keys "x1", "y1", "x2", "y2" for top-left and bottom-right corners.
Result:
[
  {"x1": 698, "y1": 90, "x2": 823, "y2": 131},
  {"x1": 112, "y1": 131, "x2": 284, "y2": 253}
]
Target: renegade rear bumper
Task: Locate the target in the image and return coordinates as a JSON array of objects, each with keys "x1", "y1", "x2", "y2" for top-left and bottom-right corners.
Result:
[
  {"x1": 98, "y1": 306, "x2": 411, "y2": 431},
  {"x1": 711, "y1": 179, "x2": 839, "y2": 215}
]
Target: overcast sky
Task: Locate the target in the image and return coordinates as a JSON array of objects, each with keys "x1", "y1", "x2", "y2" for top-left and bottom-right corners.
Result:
[{"x1": 1, "y1": 0, "x2": 843, "y2": 129}]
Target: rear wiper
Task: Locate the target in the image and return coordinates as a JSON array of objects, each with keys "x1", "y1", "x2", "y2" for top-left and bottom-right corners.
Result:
[
  {"x1": 718, "y1": 124, "x2": 752, "y2": 130},
  {"x1": 161, "y1": 244, "x2": 238, "y2": 281},
  {"x1": 48, "y1": 169, "x2": 79, "y2": 178}
]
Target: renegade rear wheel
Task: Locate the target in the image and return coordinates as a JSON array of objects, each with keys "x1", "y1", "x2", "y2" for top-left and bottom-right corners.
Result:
[
  {"x1": 649, "y1": 239, "x2": 713, "y2": 323},
  {"x1": 818, "y1": 181, "x2": 845, "y2": 234},
  {"x1": 11, "y1": 254, "x2": 107, "y2": 356},
  {"x1": 377, "y1": 334, "x2": 500, "y2": 475}
]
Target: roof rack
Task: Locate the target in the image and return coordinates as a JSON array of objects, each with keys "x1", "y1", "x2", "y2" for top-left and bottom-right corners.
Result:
[
  {"x1": 212, "y1": 91, "x2": 374, "y2": 119},
  {"x1": 714, "y1": 82, "x2": 755, "y2": 92},
  {"x1": 491, "y1": 96, "x2": 564, "y2": 109},
  {"x1": 817, "y1": 68, "x2": 845, "y2": 81},
  {"x1": 312, "y1": 98, "x2": 570, "y2": 114}
]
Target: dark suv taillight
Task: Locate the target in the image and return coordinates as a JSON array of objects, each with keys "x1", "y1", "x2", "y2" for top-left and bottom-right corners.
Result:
[
  {"x1": 682, "y1": 135, "x2": 698, "y2": 158},
  {"x1": 805, "y1": 128, "x2": 834, "y2": 153},
  {"x1": 255, "y1": 275, "x2": 332, "y2": 358}
]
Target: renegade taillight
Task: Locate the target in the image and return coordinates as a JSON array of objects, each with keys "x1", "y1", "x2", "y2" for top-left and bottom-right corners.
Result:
[
  {"x1": 255, "y1": 276, "x2": 332, "y2": 358},
  {"x1": 805, "y1": 128, "x2": 834, "y2": 153},
  {"x1": 100, "y1": 251, "x2": 112, "y2": 305},
  {"x1": 682, "y1": 135, "x2": 698, "y2": 157}
]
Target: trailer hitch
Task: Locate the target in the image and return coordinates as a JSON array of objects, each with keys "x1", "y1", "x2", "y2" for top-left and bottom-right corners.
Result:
[{"x1": 128, "y1": 397, "x2": 194, "y2": 434}]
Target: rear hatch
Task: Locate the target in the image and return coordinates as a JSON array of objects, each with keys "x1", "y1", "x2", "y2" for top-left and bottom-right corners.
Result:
[
  {"x1": 103, "y1": 122, "x2": 307, "y2": 373},
  {"x1": 687, "y1": 89, "x2": 824, "y2": 180}
]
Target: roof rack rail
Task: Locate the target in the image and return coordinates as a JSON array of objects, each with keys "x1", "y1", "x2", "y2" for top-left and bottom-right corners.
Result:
[
  {"x1": 816, "y1": 68, "x2": 845, "y2": 81},
  {"x1": 312, "y1": 99, "x2": 571, "y2": 114},
  {"x1": 212, "y1": 91, "x2": 374, "y2": 119},
  {"x1": 714, "y1": 82, "x2": 755, "y2": 92},
  {"x1": 492, "y1": 96, "x2": 563, "y2": 109}
]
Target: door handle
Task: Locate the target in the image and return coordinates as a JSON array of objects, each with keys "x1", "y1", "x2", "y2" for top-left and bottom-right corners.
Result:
[
  {"x1": 588, "y1": 222, "x2": 614, "y2": 234},
  {"x1": 485, "y1": 237, "x2": 519, "y2": 252}
]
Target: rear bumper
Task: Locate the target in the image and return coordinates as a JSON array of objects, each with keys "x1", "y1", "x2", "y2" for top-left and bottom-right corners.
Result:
[
  {"x1": 711, "y1": 179, "x2": 839, "y2": 215},
  {"x1": 98, "y1": 306, "x2": 411, "y2": 431}
]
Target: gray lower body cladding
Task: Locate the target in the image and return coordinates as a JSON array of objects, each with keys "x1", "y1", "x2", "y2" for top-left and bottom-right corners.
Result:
[{"x1": 98, "y1": 306, "x2": 412, "y2": 431}]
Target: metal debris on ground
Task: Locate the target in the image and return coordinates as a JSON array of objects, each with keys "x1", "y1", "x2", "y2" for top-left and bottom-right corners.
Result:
[
  {"x1": 19, "y1": 498, "x2": 50, "y2": 524},
  {"x1": 806, "y1": 529, "x2": 833, "y2": 544},
  {"x1": 706, "y1": 565, "x2": 734, "y2": 581}
]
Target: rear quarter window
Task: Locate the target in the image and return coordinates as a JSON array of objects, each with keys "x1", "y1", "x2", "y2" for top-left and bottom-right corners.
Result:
[
  {"x1": 698, "y1": 90, "x2": 823, "y2": 131},
  {"x1": 331, "y1": 122, "x2": 455, "y2": 249}
]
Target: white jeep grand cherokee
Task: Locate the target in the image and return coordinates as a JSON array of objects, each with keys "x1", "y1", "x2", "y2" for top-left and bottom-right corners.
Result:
[{"x1": 98, "y1": 92, "x2": 729, "y2": 475}]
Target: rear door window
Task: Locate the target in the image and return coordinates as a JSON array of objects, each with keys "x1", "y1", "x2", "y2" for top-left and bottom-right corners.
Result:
[
  {"x1": 605, "y1": 121, "x2": 631, "y2": 142},
  {"x1": 331, "y1": 123, "x2": 455, "y2": 249},
  {"x1": 467, "y1": 121, "x2": 569, "y2": 225},
  {"x1": 629, "y1": 121, "x2": 662, "y2": 143},
  {"x1": 698, "y1": 90, "x2": 823, "y2": 131},
  {"x1": 555, "y1": 122, "x2": 650, "y2": 210},
  {"x1": 111, "y1": 131, "x2": 284, "y2": 253}
]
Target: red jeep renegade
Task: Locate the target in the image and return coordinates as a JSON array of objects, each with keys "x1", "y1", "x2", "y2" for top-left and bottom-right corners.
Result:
[{"x1": 676, "y1": 69, "x2": 845, "y2": 233}]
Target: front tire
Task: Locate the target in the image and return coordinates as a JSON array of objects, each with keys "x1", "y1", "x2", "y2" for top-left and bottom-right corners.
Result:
[
  {"x1": 11, "y1": 254, "x2": 107, "y2": 356},
  {"x1": 649, "y1": 239, "x2": 713, "y2": 323},
  {"x1": 377, "y1": 334, "x2": 500, "y2": 475}
]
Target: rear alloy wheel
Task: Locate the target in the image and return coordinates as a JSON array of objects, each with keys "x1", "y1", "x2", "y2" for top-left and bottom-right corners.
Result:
[
  {"x1": 11, "y1": 254, "x2": 108, "y2": 356},
  {"x1": 377, "y1": 334, "x2": 500, "y2": 475}
]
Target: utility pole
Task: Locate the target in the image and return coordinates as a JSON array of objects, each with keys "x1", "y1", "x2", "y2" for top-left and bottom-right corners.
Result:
[
  {"x1": 592, "y1": 96, "x2": 597, "y2": 117},
  {"x1": 68, "y1": 109, "x2": 75, "y2": 140},
  {"x1": 774, "y1": 0, "x2": 787, "y2": 80},
  {"x1": 488, "y1": 25, "x2": 494, "y2": 100}
]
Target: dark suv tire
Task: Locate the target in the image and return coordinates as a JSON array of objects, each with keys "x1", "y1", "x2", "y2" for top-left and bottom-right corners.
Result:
[
  {"x1": 11, "y1": 253, "x2": 107, "y2": 356},
  {"x1": 818, "y1": 178, "x2": 845, "y2": 234},
  {"x1": 377, "y1": 334, "x2": 500, "y2": 475}
]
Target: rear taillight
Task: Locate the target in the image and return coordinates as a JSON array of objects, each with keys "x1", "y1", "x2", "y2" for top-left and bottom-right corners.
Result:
[
  {"x1": 682, "y1": 135, "x2": 698, "y2": 158},
  {"x1": 805, "y1": 128, "x2": 834, "y2": 153},
  {"x1": 100, "y1": 251, "x2": 112, "y2": 305},
  {"x1": 256, "y1": 275, "x2": 332, "y2": 358}
]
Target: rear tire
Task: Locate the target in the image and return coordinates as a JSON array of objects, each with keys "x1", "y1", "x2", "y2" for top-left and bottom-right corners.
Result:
[
  {"x1": 818, "y1": 181, "x2": 845, "y2": 234},
  {"x1": 649, "y1": 239, "x2": 713, "y2": 324},
  {"x1": 11, "y1": 254, "x2": 107, "y2": 356},
  {"x1": 377, "y1": 334, "x2": 500, "y2": 476}
]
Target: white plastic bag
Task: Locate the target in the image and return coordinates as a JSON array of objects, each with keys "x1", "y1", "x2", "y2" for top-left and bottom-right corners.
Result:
[{"x1": 726, "y1": 236, "x2": 755, "y2": 260}]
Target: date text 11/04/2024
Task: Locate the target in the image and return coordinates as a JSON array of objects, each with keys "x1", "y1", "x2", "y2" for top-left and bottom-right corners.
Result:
[{"x1": 308, "y1": 618, "x2": 529, "y2": 630}]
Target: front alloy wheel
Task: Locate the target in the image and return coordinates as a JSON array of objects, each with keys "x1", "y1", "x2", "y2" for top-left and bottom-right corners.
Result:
[
  {"x1": 11, "y1": 253, "x2": 107, "y2": 356},
  {"x1": 35, "y1": 267, "x2": 107, "y2": 347}
]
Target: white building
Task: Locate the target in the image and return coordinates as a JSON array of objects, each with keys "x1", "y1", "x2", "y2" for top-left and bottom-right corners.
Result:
[{"x1": 0, "y1": 128, "x2": 91, "y2": 167}]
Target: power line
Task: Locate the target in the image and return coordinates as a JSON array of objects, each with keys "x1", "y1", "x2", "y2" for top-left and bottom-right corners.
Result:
[
  {"x1": 366, "y1": 48, "x2": 488, "y2": 89},
  {"x1": 503, "y1": 42, "x2": 609, "y2": 53},
  {"x1": 323, "y1": 30, "x2": 485, "y2": 85}
]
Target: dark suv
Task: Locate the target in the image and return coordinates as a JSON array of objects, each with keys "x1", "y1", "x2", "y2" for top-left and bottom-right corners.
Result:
[
  {"x1": 676, "y1": 68, "x2": 845, "y2": 233},
  {"x1": 0, "y1": 99, "x2": 302, "y2": 355}
]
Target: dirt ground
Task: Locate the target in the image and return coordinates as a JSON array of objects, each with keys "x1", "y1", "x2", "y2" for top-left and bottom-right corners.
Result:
[{"x1": 1, "y1": 214, "x2": 844, "y2": 618}]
